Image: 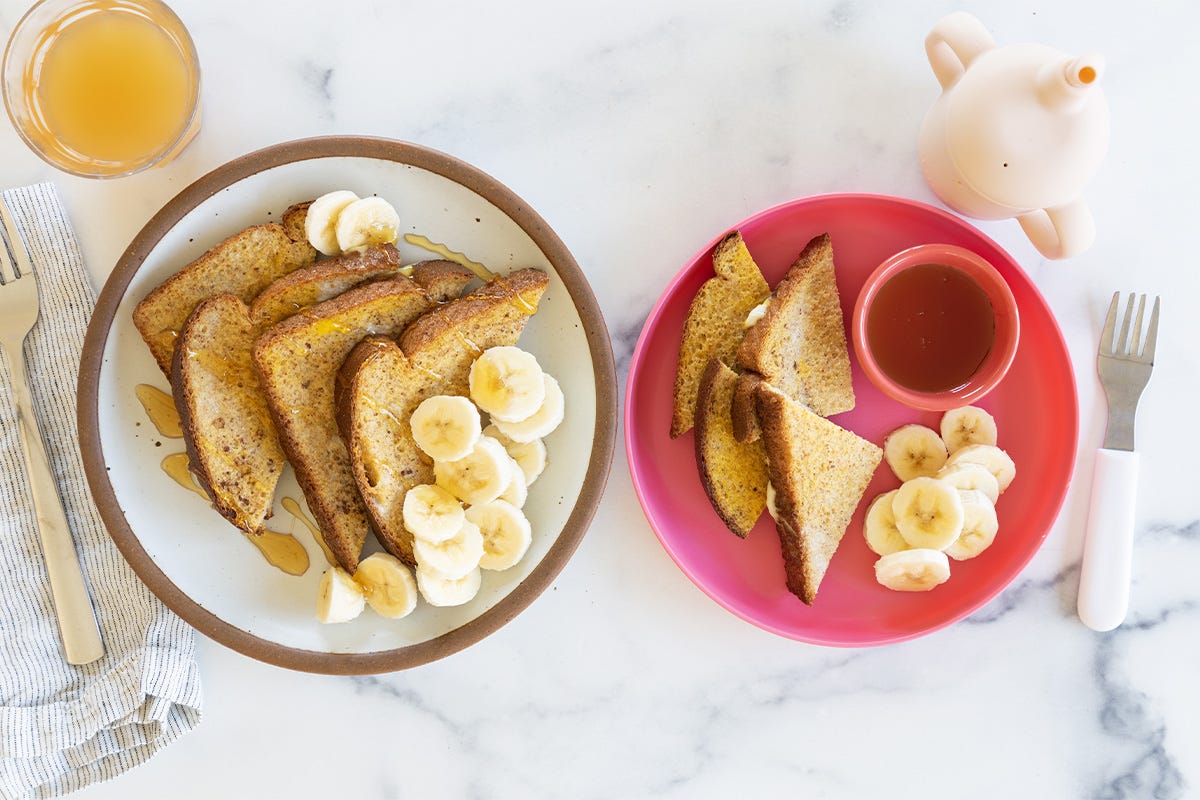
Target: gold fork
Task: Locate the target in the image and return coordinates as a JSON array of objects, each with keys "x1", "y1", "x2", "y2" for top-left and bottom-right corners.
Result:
[
  {"x1": 0, "y1": 198, "x2": 104, "y2": 665},
  {"x1": 1077, "y1": 291, "x2": 1159, "y2": 632}
]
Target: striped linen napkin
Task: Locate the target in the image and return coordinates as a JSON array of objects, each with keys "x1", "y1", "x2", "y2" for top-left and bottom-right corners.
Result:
[{"x1": 0, "y1": 183, "x2": 201, "y2": 799}]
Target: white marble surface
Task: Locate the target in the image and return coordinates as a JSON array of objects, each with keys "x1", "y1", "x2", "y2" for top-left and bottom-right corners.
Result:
[{"x1": 1, "y1": 0, "x2": 1197, "y2": 797}]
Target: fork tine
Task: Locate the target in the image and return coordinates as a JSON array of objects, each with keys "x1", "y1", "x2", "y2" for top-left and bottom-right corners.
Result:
[
  {"x1": 1116, "y1": 292, "x2": 1136, "y2": 355},
  {"x1": 0, "y1": 199, "x2": 33, "y2": 280},
  {"x1": 1130, "y1": 294, "x2": 1146, "y2": 356},
  {"x1": 0, "y1": 229, "x2": 15, "y2": 284},
  {"x1": 1101, "y1": 291, "x2": 1119, "y2": 355},
  {"x1": 1141, "y1": 296, "x2": 1161, "y2": 363}
]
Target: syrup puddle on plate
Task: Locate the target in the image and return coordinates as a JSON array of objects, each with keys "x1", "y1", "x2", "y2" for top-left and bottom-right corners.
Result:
[
  {"x1": 282, "y1": 496, "x2": 336, "y2": 566},
  {"x1": 159, "y1": 452, "x2": 310, "y2": 576},
  {"x1": 135, "y1": 384, "x2": 182, "y2": 438}
]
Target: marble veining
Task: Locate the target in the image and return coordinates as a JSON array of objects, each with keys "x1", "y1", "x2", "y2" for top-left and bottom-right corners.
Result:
[{"x1": 0, "y1": 0, "x2": 1197, "y2": 797}]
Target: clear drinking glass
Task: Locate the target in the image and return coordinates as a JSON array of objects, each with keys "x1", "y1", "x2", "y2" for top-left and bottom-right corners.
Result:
[{"x1": 3, "y1": 0, "x2": 201, "y2": 178}]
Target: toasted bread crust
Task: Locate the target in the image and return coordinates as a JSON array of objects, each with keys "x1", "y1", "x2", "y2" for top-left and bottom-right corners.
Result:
[
  {"x1": 250, "y1": 244, "x2": 404, "y2": 329},
  {"x1": 671, "y1": 232, "x2": 770, "y2": 438},
  {"x1": 253, "y1": 278, "x2": 432, "y2": 572},
  {"x1": 410, "y1": 260, "x2": 475, "y2": 303},
  {"x1": 173, "y1": 294, "x2": 286, "y2": 534},
  {"x1": 755, "y1": 383, "x2": 881, "y2": 604},
  {"x1": 694, "y1": 358, "x2": 768, "y2": 537},
  {"x1": 340, "y1": 269, "x2": 549, "y2": 563},
  {"x1": 730, "y1": 371, "x2": 763, "y2": 444},
  {"x1": 736, "y1": 233, "x2": 855, "y2": 417},
  {"x1": 134, "y1": 203, "x2": 317, "y2": 375}
]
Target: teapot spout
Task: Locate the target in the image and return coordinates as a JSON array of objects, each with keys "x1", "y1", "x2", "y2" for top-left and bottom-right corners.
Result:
[{"x1": 1038, "y1": 52, "x2": 1105, "y2": 111}]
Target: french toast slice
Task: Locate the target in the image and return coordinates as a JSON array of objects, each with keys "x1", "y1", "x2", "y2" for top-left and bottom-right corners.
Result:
[
  {"x1": 694, "y1": 358, "x2": 768, "y2": 538},
  {"x1": 249, "y1": 244, "x2": 474, "y2": 330},
  {"x1": 337, "y1": 268, "x2": 549, "y2": 565},
  {"x1": 755, "y1": 382, "x2": 881, "y2": 605},
  {"x1": 172, "y1": 294, "x2": 285, "y2": 534},
  {"x1": 736, "y1": 233, "x2": 855, "y2": 418},
  {"x1": 134, "y1": 203, "x2": 317, "y2": 375},
  {"x1": 253, "y1": 278, "x2": 433, "y2": 572},
  {"x1": 671, "y1": 231, "x2": 770, "y2": 438}
]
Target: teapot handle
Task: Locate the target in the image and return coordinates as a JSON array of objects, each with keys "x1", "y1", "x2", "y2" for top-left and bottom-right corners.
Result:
[
  {"x1": 1018, "y1": 198, "x2": 1096, "y2": 259},
  {"x1": 925, "y1": 12, "x2": 996, "y2": 89}
]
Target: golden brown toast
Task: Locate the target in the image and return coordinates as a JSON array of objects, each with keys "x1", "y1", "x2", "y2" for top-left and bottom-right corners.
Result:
[
  {"x1": 730, "y1": 371, "x2": 763, "y2": 444},
  {"x1": 671, "y1": 232, "x2": 770, "y2": 438},
  {"x1": 134, "y1": 203, "x2": 317, "y2": 375},
  {"x1": 694, "y1": 358, "x2": 768, "y2": 537},
  {"x1": 337, "y1": 269, "x2": 549, "y2": 564},
  {"x1": 172, "y1": 294, "x2": 285, "y2": 534},
  {"x1": 755, "y1": 383, "x2": 881, "y2": 605},
  {"x1": 249, "y1": 247, "x2": 474, "y2": 330},
  {"x1": 737, "y1": 233, "x2": 855, "y2": 417},
  {"x1": 253, "y1": 278, "x2": 433, "y2": 572}
]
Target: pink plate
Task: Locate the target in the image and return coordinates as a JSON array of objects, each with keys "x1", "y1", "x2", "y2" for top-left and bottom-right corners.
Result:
[{"x1": 625, "y1": 193, "x2": 1077, "y2": 646}]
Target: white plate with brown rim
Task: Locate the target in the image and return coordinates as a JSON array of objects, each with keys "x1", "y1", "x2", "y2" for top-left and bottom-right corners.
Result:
[{"x1": 79, "y1": 136, "x2": 616, "y2": 674}]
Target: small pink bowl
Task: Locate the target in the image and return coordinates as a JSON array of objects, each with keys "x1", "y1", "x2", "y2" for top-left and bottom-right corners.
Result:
[{"x1": 851, "y1": 243, "x2": 1019, "y2": 411}]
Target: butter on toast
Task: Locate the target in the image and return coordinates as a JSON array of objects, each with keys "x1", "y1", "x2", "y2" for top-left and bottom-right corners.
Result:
[
  {"x1": 736, "y1": 233, "x2": 855, "y2": 418},
  {"x1": 694, "y1": 358, "x2": 768, "y2": 537},
  {"x1": 337, "y1": 269, "x2": 549, "y2": 565},
  {"x1": 671, "y1": 232, "x2": 770, "y2": 438},
  {"x1": 172, "y1": 294, "x2": 285, "y2": 534},
  {"x1": 134, "y1": 203, "x2": 317, "y2": 375},
  {"x1": 249, "y1": 244, "x2": 474, "y2": 330},
  {"x1": 755, "y1": 383, "x2": 881, "y2": 605},
  {"x1": 253, "y1": 278, "x2": 433, "y2": 572}
]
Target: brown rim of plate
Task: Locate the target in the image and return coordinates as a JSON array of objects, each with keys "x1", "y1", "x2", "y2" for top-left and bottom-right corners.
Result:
[{"x1": 77, "y1": 135, "x2": 617, "y2": 675}]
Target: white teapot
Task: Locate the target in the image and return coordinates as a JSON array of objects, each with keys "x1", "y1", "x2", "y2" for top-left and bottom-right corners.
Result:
[{"x1": 918, "y1": 12, "x2": 1109, "y2": 259}]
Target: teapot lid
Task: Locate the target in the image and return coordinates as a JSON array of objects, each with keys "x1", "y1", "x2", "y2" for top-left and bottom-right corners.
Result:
[{"x1": 946, "y1": 44, "x2": 1110, "y2": 211}]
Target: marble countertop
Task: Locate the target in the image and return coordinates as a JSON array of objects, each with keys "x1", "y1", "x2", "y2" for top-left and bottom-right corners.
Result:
[{"x1": 2, "y1": 0, "x2": 1197, "y2": 797}]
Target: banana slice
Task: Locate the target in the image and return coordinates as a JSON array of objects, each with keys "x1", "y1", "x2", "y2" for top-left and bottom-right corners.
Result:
[
  {"x1": 402, "y1": 484, "x2": 465, "y2": 543},
  {"x1": 483, "y1": 425, "x2": 547, "y2": 486},
  {"x1": 413, "y1": 519, "x2": 484, "y2": 579},
  {"x1": 944, "y1": 490, "x2": 1000, "y2": 561},
  {"x1": 353, "y1": 553, "x2": 418, "y2": 618},
  {"x1": 498, "y1": 456, "x2": 528, "y2": 508},
  {"x1": 465, "y1": 499, "x2": 532, "y2": 571},
  {"x1": 469, "y1": 346, "x2": 546, "y2": 423},
  {"x1": 884, "y1": 424, "x2": 949, "y2": 481},
  {"x1": 936, "y1": 462, "x2": 1000, "y2": 504},
  {"x1": 491, "y1": 374, "x2": 565, "y2": 443},
  {"x1": 334, "y1": 196, "x2": 400, "y2": 253},
  {"x1": 304, "y1": 190, "x2": 359, "y2": 255},
  {"x1": 891, "y1": 476, "x2": 964, "y2": 550},
  {"x1": 946, "y1": 444, "x2": 1017, "y2": 493},
  {"x1": 434, "y1": 436, "x2": 510, "y2": 505},
  {"x1": 411, "y1": 395, "x2": 482, "y2": 462},
  {"x1": 940, "y1": 406, "x2": 998, "y2": 453},
  {"x1": 416, "y1": 564, "x2": 482, "y2": 607},
  {"x1": 874, "y1": 549, "x2": 951, "y2": 592},
  {"x1": 316, "y1": 566, "x2": 365, "y2": 623},
  {"x1": 863, "y1": 489, "x2": 908, "y2": 556}
]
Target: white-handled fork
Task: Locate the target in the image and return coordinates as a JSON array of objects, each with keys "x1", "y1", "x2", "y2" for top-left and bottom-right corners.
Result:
[
  {"x1": 1077, "y1": 291, "x2": 1160, "y2": 632},
  {"x1": 0, "y1": 198, "x2": 104, "y2": 665}
]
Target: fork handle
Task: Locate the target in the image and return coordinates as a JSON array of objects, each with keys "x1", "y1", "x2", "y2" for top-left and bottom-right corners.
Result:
[
  {"x1": 1077, "y1": 448, "x2": 1139, "y2": 632},
  {"x1": 5, "y1": 341, "x2": 105, "y2": 665}
]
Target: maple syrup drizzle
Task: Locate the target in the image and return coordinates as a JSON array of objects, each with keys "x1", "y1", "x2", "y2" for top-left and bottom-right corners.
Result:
[
  {"x1": 246, "y1": 529, "x2": 309, "y2": 576},
  {"x1": 159, "y1": 453, "x2": 308, "y2": 575},
  {"x1": 161, "y1": 452, "x2": 205, "y2": 495},
  {"x1": 135, "y1": 384, "x2": 182, "y2": 438},
  {"x1": 282, "y1": 496, "x2": 336, "y2": 566},
  {"x1": 403, "y1": 233, "x2": 494, "y2": 280}
]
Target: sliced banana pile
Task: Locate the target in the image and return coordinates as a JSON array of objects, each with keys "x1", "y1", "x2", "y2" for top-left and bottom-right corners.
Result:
[
  {"x1": 867, "y1": 405, "x2": 1016, "y2": 592},
  {"x1": 317, "y1": 345, "x2": 562, "y2": 622},
  {"x1": 304, "y1": 189, "x2": 401, "y2": 256}
]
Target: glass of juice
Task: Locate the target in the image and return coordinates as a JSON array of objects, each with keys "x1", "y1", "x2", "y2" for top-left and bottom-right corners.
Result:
[{"x1": 3, "y1": 0, "x2": 200, "y2": 178}]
